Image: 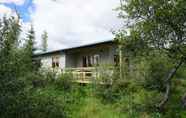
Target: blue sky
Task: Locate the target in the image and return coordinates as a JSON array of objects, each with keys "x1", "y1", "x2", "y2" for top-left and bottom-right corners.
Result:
[
  {"x1": 0, "y1": 0, "x2": 122, "y2": 51},
  {"x1": 0, "y1": 0, "x2": 34, "y2": 22}
]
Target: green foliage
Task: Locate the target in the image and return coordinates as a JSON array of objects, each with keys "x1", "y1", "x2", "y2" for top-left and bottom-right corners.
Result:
[
  {"x1": 143, "y1": 52, "x2": 173, "y2": 91},
  {"x1": 55, "y1": 73, "x2": 73, "y2": 91},
  {"x1": 73, "y1": 97, "x2": 127, "y2": 118},
  {"x1": 2, "y1": 3, "x2": 186, "y2": 117},
  {"x1": 117, "y1": 0, "x2": 186, "y2": 62},
  {"x1": 113, "y1": 0, "x2": 186, "y2": 114},
  {"x1": 0, "y1": 16, "x2": 67, "y2": 118},
  {"x1": 0, "y1": 89, "x2": 66, "y2": 118},
  {"x1": 95, "y1": 64, "x2": 113, "y2": 84},
  {"x1": 26, "y1": 24, "x2": 36, "y2": 54},
  {"x1": 94, "y1": 49, "x2": 186, "y2": 116},
  {"x1": 26, "y1": 91, "x2": 66, "y2": 118}
]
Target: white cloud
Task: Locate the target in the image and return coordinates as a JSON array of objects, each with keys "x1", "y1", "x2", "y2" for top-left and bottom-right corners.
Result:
[
  {"x1": 0, "y1": 4, "x2": 12, "y2": 16},
  {"x1": 0, "y1": 0, "x2": 25, "y2": 5},
  {"x1": 0, "y1": 4, "x2": 22, "y2": 23},
  {"x1": 32, "y1": 0, "x2": 122, "y2": 51}
]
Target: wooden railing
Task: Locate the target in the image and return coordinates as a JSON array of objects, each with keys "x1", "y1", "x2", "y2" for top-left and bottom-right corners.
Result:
[
  {"x1": 62, "y1": 67, "x2": 96, "y2": 83},
  {"x1": 62, "y1": 67, "x2": 114, "y2": 83}
]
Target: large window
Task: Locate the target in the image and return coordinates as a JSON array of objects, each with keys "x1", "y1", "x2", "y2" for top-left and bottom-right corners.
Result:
[
  {"x1": 82, "y1": 54, "x2": 100, "y2": 67},
  {"x1": 82, "y1": 56, "x2": 87, "y2": 67},
  {"x1": 52, "y1": 56, "x2": 59, "y2": 68}
]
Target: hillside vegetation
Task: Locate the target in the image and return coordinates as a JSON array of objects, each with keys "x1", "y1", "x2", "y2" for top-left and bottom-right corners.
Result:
[{"x1": 1, "y1": 0, "x2": 186, "y2": 117}]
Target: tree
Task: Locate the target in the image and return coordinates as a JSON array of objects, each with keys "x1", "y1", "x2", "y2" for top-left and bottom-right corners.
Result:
[
  {"x1": 0, "y1": 16, "x2": 30, "y2": 118},
  {"x1": 0, "y1": 16, "x2": 66, "y2": 118},
  {"x1": 41, "y1": 30, "x2": 48, "y2": 52},
  {"x1": 0, "y1": 16, "x2": 21, "y2": 78},
  {"x1": 26, "y1": 24, "x2": 36, "y2": 55},
  {"x1": 117, "y1": 0, "x2": 186, "y2": 110}
]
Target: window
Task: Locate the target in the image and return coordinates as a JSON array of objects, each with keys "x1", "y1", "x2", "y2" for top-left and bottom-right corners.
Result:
[
  {"x1": 82, "y1": 56, "x2": 87, "y2": 67},
  {"x1": 82, "y1": 54, "x2": 100, "y2": 67},
  {"x1": 52, "y1": 56, "x2": 59, "y2": 68},
  {"x1": 88, "y1": 56, "x2": 92, "y2": 67},
  {"x1": 82, "y1": 56, "x2": 91, "y2": 67},
  {"x1": 94, "y1": 54, "x2": 100, "y2": 66}
]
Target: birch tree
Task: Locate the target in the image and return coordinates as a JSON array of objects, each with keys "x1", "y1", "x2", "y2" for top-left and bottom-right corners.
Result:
[{"x1": 117, "y1": 0, "x2": 186, "y2": 111}]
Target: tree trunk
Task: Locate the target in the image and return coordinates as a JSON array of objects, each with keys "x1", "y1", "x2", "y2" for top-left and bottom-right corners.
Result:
[
  {"x1": 181, "y1": 93, "x2": 186, "y2": 108},
  {"x1": 119, "y1": 45, "x2": 123, "y2": 79},
  {"x1": 157, "y1": 58, "x2": 184, "y2": 111}
]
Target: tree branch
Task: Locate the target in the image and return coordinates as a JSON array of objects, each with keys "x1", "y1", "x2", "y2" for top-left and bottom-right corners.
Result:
[{"x1": 157, "y1": 58, "x2": 184, "y2": 111}]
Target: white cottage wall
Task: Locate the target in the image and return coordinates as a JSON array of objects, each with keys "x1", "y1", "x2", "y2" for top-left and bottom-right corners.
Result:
[
  {"x1": 39, "y1": 52, "x2": 66, "y2": 70},
  {"x1": 41, "y1": 56, "x2": 52, "y2": 69},
  {"x1": 59, "y1": 54, "x2": 66, "y2": 69}
]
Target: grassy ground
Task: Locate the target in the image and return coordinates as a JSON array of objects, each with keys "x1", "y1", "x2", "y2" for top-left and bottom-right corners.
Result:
[
  {"x1": 32, "y1": 85, "x2": 158, "y2": 118},
  {"x1": 70, "y1": 86, "x2": 130, "y2": 118},
  {"x1": 32, "y1": 84, "x2": 128, "y2": 118},
  {"x1": 72, "y1": 97, "x2": 126, "y2": 118},
  {"x1": 30, "y1": 79, "x2": 186, "y2": 118}
]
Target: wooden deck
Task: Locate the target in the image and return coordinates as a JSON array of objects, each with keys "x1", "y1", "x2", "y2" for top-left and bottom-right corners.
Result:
[{"x1": 62, "y1": 67, "x2": 114, "y2": 84}]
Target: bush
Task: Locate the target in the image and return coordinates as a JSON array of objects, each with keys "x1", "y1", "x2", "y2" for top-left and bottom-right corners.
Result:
[
  {"x1": 54, "y1": 73, "x2": 73, "y2": 91},
  {"x1": 0, "y1": 16, "x2": 68, "y2": 118},
  {"x1": 95, "y1": 64, "x2": 113, "y2": 84},
  {"x1": 40, "y1": 68, "x2": 57, "y2": 81},
  {"x1": 27, "y1": 94, "x2": 66, "y2": 118},
  {"x1": 141, "y1": 53, "x2": 173, "y2": 92}
]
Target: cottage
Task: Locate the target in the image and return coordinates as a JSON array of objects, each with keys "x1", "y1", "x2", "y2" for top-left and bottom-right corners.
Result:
[{"x1": 34, "y1": 40, "x2": 119, "y2": 82}]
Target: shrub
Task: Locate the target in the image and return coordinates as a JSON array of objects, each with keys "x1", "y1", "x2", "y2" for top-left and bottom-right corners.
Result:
[
  {"x1": 27, "y1": 94, "x2": 66, "y2": 118},
  {"x1": 40, "y1": 68, "x2": 58, "y2": 81},
  {"x1": 95, "y1": 64, "x2": 113, "y2": 84},
  {"x1": 55, "y1": 73, "x2": 73, "y2": 91},
  {"x1": 142, "y1": 54, "x2": 173, "y2": 92}
]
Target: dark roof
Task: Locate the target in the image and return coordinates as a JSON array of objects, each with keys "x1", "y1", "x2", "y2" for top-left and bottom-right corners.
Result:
[{"x1": 34, "y1": 39, "x2": 115, "y2": 57}]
